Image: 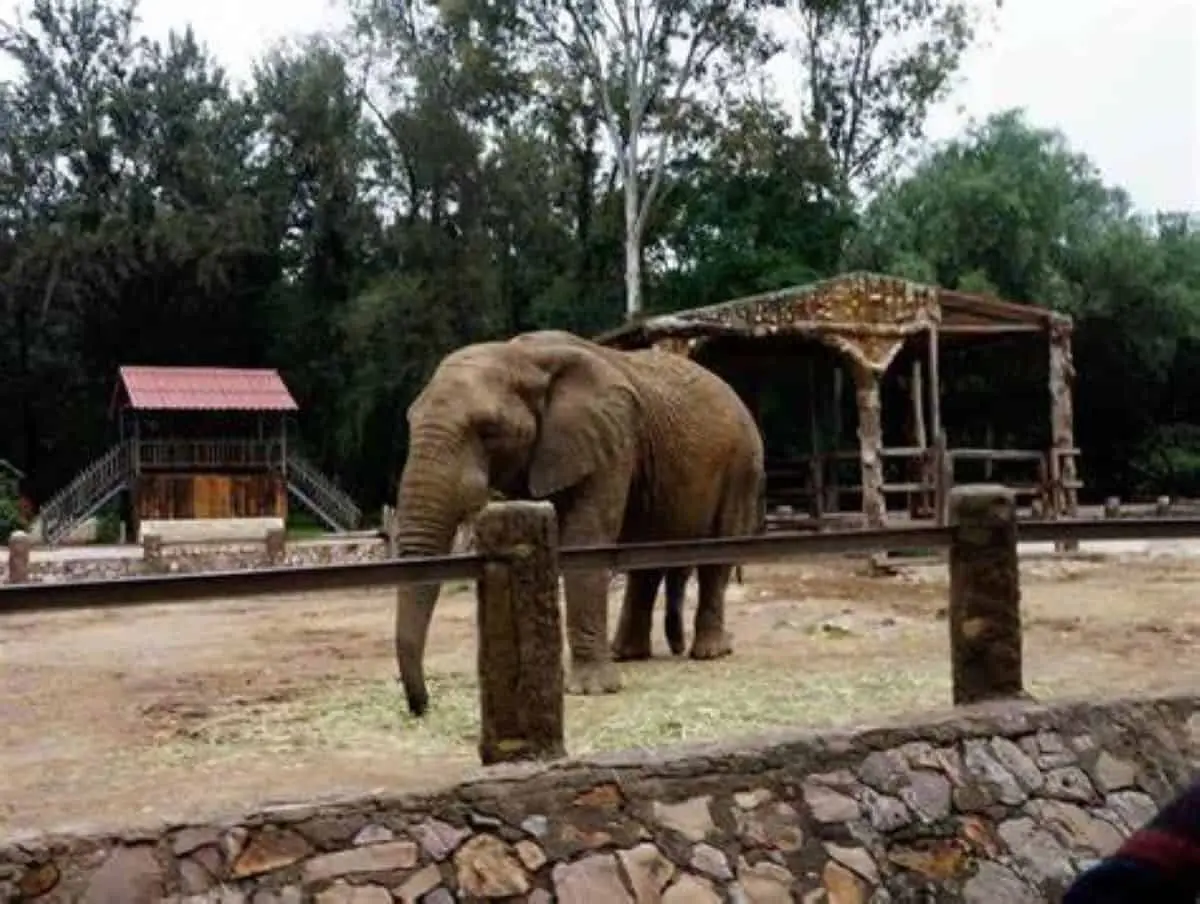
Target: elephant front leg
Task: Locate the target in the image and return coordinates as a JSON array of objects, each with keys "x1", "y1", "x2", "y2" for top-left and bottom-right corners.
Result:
[
  {"x1": 612, "y1": 569, "x2": 663, "y2": 661},
  {"x1": 557, "y1": 481, "x2": 628, "y2": 697},
  {"x1": 563, "y1": 569, "x2": 623, "y2": 695}
]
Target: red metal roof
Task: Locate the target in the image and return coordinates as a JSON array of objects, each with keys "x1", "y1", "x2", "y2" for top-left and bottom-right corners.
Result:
[{"x1": 116, "y1": 366, "x2": 300, "y2": 412}]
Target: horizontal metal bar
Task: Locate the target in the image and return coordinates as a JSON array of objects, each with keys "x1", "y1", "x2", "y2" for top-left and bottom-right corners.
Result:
[
  {"x1": 0, "y1": 554, "x2": 484, "y2": 615},
  {"x1": 6, "y1": 517, "x2": 1200, "y2": 616},
  {"x1": 1017, "y1": 517, "x2": 1200, "y2": 543}
]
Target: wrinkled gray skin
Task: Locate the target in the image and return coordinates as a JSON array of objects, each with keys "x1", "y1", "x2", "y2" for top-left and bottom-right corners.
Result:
[{"x1": 392, "y1": 329, "x2": 766, "y2": 716}]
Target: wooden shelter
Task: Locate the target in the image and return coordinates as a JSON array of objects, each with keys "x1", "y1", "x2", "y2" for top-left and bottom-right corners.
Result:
[
  {"x1": 595, "y1": 272, "x2": 1082, "y2": 528},
  {"x1": 36, "y1": 366, "x2": 362, "y2": 545},
  {"x1": 110, "y1": 366, "x2": 297, "y2": 540}
]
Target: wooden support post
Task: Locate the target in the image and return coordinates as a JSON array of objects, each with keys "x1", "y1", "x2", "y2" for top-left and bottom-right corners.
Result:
[
  {"x1": 1104, "y1": 496, "x2": 1121, "y2": 519},
  {"x1": 474, "y1": 500, "x2": 565, "y2": 765},
  {"x1": 265, "y1": 527, "x2": 286, "y2": 566},
  {"x1": 807, "y1": 358, "x2": 824, "y2": 519},
  {"x1": 909, "y1": 358, "x2": 928, "y2": 518},
  {"x1": 948, "y1": 485, "x2": 1024, "y2": 705},
  {"x1": 1048, "y1": 322, "x2": 1079, "y2": 552},
  {"x1": 933, "y1": 431, "x2": 953, "y2": 526},
  {"x1": 851, "y1": 362, "x2": 886, "y2": 529},
  {"x1": 928, "y1": 325, "x2": 942, "y2": 443},
  {"x1": 6, "y1": 531, "x2": 31, "y2": 584},
  {"x1": 826, "y1": 366, "x2": 843, "y2": 512},
  {"x1": 142, "y1": 533, "x2": 163, "y2": 573}
]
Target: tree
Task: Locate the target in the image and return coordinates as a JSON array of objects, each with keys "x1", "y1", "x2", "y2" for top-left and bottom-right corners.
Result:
[
  {"x1": 515, "y1": 0, "x2": 782, "y2": 320},
  {"x1": 792, "y1": 0, "x2": 996, "y2": 191}
]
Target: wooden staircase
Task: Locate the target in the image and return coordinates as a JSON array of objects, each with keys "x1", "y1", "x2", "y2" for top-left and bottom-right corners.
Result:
[
  {"x1": 37, "y1": 442, "x2": 132, "y2": 545},
  {"x1": 285, "y1": 452, "x2": 362, "y2": 532}
]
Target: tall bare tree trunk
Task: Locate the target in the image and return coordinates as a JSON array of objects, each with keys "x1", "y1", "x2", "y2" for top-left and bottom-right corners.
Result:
[{"x1": 623, "y1": 137, "x2": 642, "y2": 321}]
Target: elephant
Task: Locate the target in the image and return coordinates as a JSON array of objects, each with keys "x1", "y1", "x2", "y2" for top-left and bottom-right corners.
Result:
[{"x1": 390, "y1": 329, "x2": 766, "y2": 717}]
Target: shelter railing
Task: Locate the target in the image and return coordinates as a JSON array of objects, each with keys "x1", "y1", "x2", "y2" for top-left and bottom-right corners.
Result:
[{"x1": 135, "y1": 439, "x2": 286, "y2": 471}]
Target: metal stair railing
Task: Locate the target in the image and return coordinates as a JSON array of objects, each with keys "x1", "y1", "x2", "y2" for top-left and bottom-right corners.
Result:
[
  {"x1": 39, "y1": 442, "x2": 132, "y2": 545},
  {"x1": 285, "y1": 452, "x2": 362, "y2": 532}
]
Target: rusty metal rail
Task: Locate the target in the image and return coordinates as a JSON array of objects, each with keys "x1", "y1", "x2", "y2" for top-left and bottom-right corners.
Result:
[{"x1": 3, "y1": 518, "x2": 1200, "y2": 616}]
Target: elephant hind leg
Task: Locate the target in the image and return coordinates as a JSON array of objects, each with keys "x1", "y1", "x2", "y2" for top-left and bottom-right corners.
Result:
[
  {"x1": 612, "y1": 568, "x2": 663, "y2": 661},
  {"x1": 663, "y1": 567, "x2": 690, "y2": 656},
  {"x1": 690, "y1": 563, "x2": 734, "y2": 659}
]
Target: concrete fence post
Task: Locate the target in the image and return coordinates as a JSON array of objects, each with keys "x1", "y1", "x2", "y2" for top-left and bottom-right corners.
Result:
[
  {"x1": 1104, "y1": 496, "x2": 1121, "y2": 519},
  {"x1": 265, "y1": 528, "x2": 286, "y2": 566},
  {"x1": 142, "y1": 533, "x2": 163, "y2": 573},
  {"x1": 948, "y1": 485, "x2": 1024, "y2": 705},
  {"x1": 7, "y1": 531, "x2": 31, "y2": 584},
  {"x1": 473, "y1": 500, "x2": 565, "y2": 766}
]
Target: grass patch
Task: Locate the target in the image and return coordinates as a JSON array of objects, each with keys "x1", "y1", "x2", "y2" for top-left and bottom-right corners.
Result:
[{"x1": 151, "y1": 659, "x2": 953, "y2": 764}]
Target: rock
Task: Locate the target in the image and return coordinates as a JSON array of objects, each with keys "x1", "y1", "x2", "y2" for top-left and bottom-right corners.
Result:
[
  {"x1": 886, "y1": 840, "x2": 970, "y2": 881},
  {"x1": 352, "y1": 824, "x2": 394, "y2": 846},
  {"x1": 823, "y1": 860, "x2": 867, "y2": 904},
  {"x1": 857, "y1": 749, "x2": 909, "y2": 793},
  {"x1": 803, "y1": 782, "x2": 862, "y2": 824},
  {"x1": 961, "y1": 862, "x2": 1039, "y2": 903},
  {"x1": 738, "y1": 860, "x2": 794, "y2": 904},
  {"x1": 314, "y1": 883, "x2": 392, "y2": 904},
  {"x1": 1041, "y1": 767, "x2": 1098, "y2": 804},
  {"x1": 413, "y1": 818, "x2": 470, "y2": 860},
  {"x1": 663, "y1": 873, "x2": 721, "y2": 904},
  {"x1": 454, "y1": 834, "x2": 531, "y2": 898},
  {"x1": 178, "y1": 886, "x2": 247, "y2": 903},
  {"x1": 528, "y1": 891, "x2": 553, "y2": 904},
  {"x1": 825, "y1": 843, "x2": 880, "y2": 885},
  {"x1": 173, "y1": 828, "x2": 223, "y2": 856},
  {"x1": 422, "y1": 889, "x2": 454, "y2": 904},
  {"x1": 689, "y1": 843, "x2": 732, "y2": 881},
  {"x1": 1105, "y1": 791, "x2": 1159, "y2": 830},
  {"x1": 393, "y1": 864, "x2": 442, "y2": 904},
  {"x1": 1091, "y1": 752, "x2": 1138, "y2": 792},
  {"x1": 302, "y1": 840, "x2": 420, "y2": 882},
  {"x1": 553, "y1": 854, "x2": 632, "y2": 904},
  {"x1": 653, "y1": 796, "x2": 715, "y2": 841},
  {"x1": 251, "y1": 887, "x2": 303, "y2": 904},
  {"x1": 617, "y1": 843, "x2": 677, "y2": 902},
  {"x1": 989, "y1": 738, "x2": 1044, "y2": 793},
  {"x1": 80, "y1": 845, "x2": 164, "y2": 904},
  {"x1": 515, "y1": 840, "x2": 547, "y2": 872},
  {"x1": 17, "y1": 862, "x2": 59, "y2": 898},
  {"x1": 736, "y1": 801, "x2": 805, "y2": 851},
  {"x1": 734, "y1": 789, "x2": 774, "y2": 810},
  {"x1": 521, "y1": 815, "x2": 550, "y2": 838},
  {"x1": 179, "y1": 858, "x2": 215, "y2": 895},
  {"x1": 220, "y1": 828, "x2": 249, "y2": 864},
  {"x1": 898, "y1": 771, "x2": 951, "y2": 823},
  {"x1": 962, "y1": 739, "x2": 1028, "y2": 806},
  {"x1": 996, "y1": 818, "x2": 1074, "y2": 885},
  {"x1": 1025, "y1": 800, "x2": 1125, "y2": 856},
  {"x1": 959, "y1": 815, "x2": 1003, "y2": 858},
  {"x1": 231, "y1": 829, "x2": 312, "y2": 878},
  {"x1": 575, "y1": 783, "x2": 624, "y2": 809},
  {"x1": 858, "y1": 789, "x2": 911, "y2": 832},
  {"x1": 1018, "y1": 731, "x2": 1075, "y2": 769}
]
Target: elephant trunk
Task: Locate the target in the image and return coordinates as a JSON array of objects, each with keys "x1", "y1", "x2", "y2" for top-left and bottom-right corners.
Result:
[{"x1": 392, "y1": 433, "x2": 475, "y2": 717}]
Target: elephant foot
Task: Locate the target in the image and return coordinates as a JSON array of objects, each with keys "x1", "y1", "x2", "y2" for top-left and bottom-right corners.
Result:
[
  {"x1": 689, "y1": 630, "x2": 734, "y2": 660},
  {"x1": 611, "y1": 640, "x2": 653, "y2": 662},
  {"x1": 566, "y1": 660, "x2": 623, "y2": 696}
]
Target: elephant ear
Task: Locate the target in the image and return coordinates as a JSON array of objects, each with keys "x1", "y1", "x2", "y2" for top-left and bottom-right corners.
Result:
[{"x1": 522, "y1": 343, "x2": 638, "y2": 499}]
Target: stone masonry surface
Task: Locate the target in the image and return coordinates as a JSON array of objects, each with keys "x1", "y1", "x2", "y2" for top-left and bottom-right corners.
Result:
[
  {"x1": 1, "y1": 695, "x2": 1196, "y2": 903},
  {"x1": 0, "y1": 539, "x2": 390, "y2": 584}
]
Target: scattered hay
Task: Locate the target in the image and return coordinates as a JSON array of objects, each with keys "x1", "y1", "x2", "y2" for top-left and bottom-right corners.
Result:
[{"x1": 146, "y1": 658, "x2": 953, "y2": 765}]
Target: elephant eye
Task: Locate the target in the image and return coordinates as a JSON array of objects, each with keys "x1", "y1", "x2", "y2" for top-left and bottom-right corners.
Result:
[{"x1": 476, "y1": 418, "x2": 504, "y2": 441}]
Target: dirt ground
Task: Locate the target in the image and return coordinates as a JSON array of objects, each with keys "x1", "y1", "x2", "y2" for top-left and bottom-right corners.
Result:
[{"x1": 2, "y1": 552, "x2": 1198, "y2": 835}]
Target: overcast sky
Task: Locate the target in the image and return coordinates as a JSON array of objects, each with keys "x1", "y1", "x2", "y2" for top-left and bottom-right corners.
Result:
[{"x1": 8, "y1": 0, "x2": 1200, "y2": 213}]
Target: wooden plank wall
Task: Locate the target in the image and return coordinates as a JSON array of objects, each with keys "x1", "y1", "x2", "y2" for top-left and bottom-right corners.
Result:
[{"x1": 135, "y1": 473, "x2": 287, "y2": 521}]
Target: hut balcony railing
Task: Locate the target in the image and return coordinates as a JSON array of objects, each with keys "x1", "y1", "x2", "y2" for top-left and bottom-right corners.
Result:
[{"x1": 135, "y1": 438, "x2": 285, "y2": 471}]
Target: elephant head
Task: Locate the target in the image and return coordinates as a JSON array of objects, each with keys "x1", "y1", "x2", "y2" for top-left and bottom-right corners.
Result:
[{"x1": 392, "y1": 334, "x2": 638, "y2": 716}]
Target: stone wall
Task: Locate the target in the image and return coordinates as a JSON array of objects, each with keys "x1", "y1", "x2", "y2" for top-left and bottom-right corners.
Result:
[
  {"x1": 0, "y1": 539, "x2": 389, "y2": 585},
  {"x1": 3, "y1": 695, "x2": 1195, "y2": 904}
]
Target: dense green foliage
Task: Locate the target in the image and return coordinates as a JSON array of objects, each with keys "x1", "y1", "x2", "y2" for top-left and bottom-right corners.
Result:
[{"x1": 1, "y1": 0, "x2": 1198, "y2": 516}]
